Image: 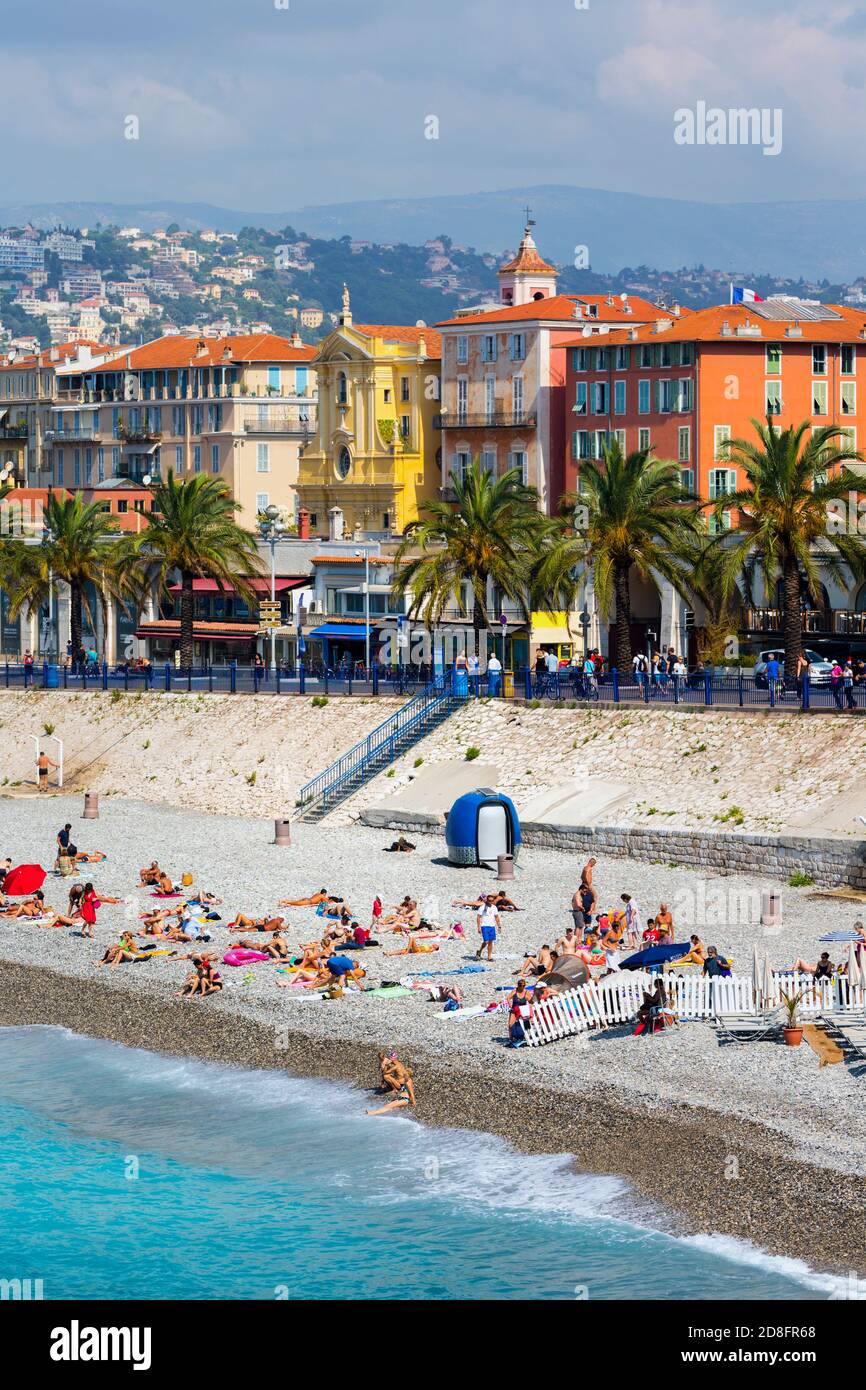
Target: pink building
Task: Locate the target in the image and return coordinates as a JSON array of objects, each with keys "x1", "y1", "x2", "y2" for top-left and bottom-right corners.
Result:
[{"x1": 437, "y1": 224, "x2": 670, "y2": 512}]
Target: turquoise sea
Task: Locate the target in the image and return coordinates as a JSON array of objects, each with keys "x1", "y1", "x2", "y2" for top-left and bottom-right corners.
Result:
[{"x1": 0, "y1": 1026, "x2": 843, "y2": 1300}]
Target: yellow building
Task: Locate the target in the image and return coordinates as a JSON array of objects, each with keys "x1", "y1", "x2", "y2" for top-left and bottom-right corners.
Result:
[{"x1": 295, "y1": 287, "x2": 442, "y2": 537}]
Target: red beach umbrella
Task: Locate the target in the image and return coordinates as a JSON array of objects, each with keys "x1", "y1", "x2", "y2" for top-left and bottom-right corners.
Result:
[{"x1": 3, "y1": 864, "x2": 47, "y2": 896}]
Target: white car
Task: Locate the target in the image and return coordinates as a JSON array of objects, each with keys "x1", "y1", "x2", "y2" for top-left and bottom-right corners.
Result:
[{"x1": 752, "y1": 648, "x2": 833, "y2": 686}]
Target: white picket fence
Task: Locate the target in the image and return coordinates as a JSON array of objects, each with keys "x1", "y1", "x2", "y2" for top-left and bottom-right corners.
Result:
[{"x1": 524, "y1": 970, "x2": 866, "y2": 1048}]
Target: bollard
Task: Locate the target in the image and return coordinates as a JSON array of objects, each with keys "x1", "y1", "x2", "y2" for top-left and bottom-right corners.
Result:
[
  {"x1": 274, "y1": 818, "x2": 292, "y2": 847},
  {"x1": 761, "y1": 889, "x2": 781, "y2": 929},
  {"x1": 82, "y1": 791, "x2": 99, "y2": 820},
  {"x1": 496, "y1": 853, "x2": 515, "y2": 881}
]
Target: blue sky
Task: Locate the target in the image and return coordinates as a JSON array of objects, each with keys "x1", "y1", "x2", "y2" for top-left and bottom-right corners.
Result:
[{"x1": 2, "y1": 0, "x2": 860, "y2": 209}]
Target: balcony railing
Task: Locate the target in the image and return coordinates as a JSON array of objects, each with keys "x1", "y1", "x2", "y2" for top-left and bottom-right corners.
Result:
[
  {"x1": 117, "y1": 426, "x2": 162, "y2": 444},
  {"x1": 746, "y1": 607, "x2": 833, "y2": 633},
  {"x1": 243, "y1": 414, "x2": 313, "y2": 435},
  {"x1": 45, "y1": 428, "x2": 103, "y2": 443},
  {"x1": 0, "y1": 422, "x2": 28, "y2": 439},
  {"x1": 833, "y1": 610, "x2": 866, "y2": 635},
  {"x1": 436, "y1": 411, "x2": 537, "y2": 430}
]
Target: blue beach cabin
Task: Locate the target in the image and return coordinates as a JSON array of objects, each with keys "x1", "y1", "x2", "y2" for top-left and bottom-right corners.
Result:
[{"x1": 445, "y1": 788, "x2": 521, "y2": 866}]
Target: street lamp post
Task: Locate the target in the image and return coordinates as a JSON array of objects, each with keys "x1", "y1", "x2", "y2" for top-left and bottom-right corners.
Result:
[
  {"x1": 579, "y1": 608, "x2": 590, "y2": 660},
  {"x1": 355, "y1": 547, "x2": 371, "y2": 674},
  {"x1": 258, "y1": 504, "x2": 284, "y2": 672},
  {"x1": 499, "y1": 611, "x2": 507, "y2": 669}
]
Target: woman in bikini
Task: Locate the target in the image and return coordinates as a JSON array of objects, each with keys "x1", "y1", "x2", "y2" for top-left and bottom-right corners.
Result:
[
  {"x1": 279, "y1": 889, "x2": 337, "y2": 908},
  {"x1": 229, "y1": 913, "x2": 285, "y2": 933},
  {"x1": 671, "y1": 935, "x2": 707, "y2": 968},
  {"x1": 96, "y1": 932, "x2": 141, "y2": 968}
]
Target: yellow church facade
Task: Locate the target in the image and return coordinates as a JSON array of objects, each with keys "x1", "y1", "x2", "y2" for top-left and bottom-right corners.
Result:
[{"x1": 295, "y1": 289, "x2": 442, "y2": 537}]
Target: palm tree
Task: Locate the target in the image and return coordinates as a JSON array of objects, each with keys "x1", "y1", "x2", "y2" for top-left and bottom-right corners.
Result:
[
  {"x1": 127, "y1": 472, "x2": 261, "y2": 668},
  {"x1": 391, "y1": 460, "x2": 545, "y2": 644},
  {"x1": 562, "y1": 440, "x2": 702, "y2": 672},
  {"x1": 2, "y1": 492, "x2": 125, "y2": 659},
  {"x1": 711, "y1": 419, "x2": 866, "y2": 683}
]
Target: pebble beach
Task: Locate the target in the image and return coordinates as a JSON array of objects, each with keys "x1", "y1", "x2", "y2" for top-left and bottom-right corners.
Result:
[{"x1": 1, "y1": 792, "x2": 866, "y2": 1276}]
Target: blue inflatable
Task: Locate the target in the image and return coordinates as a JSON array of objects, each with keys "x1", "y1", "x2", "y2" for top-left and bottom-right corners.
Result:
[{"x1": 445, "y1": 788, "x2": 521, "y2": 866}]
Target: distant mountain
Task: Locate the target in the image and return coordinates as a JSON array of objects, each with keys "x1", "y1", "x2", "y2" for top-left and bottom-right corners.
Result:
[{"x1": 4, "y1": 185, "x2": 866, "y2": 280}]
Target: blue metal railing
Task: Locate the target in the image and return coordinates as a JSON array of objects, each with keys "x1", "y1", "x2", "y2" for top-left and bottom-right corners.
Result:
[{"x1": 295, "y1": 676, "x2": 460, "y2": 816}]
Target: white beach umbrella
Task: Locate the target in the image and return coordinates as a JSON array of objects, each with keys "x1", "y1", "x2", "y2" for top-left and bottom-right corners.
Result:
[
  {"x1": 762, "y1": 954, "x2": 775, "y2": 1009},
  {"x1": 847, "y1": 941, "x2": 862, "y2": 996},
  {"x1": 752, "y1": 944, "x2": 762, "y2": 1006}
]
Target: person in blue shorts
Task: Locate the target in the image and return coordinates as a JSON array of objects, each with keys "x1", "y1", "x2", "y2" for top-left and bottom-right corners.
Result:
[{"x1": 475, "y1": 894, "x2": 501, "y2": 962}]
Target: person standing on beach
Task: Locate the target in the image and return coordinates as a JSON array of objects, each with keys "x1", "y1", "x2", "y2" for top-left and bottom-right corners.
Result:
[
  {"x1": 37, "y1": 750, "x2": 58, "y2": 792},
  {"x1": 475, "y1": 894, "x2": 501, "y2": 961}
]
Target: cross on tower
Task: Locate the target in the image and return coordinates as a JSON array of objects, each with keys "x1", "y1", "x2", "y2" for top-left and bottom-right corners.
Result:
[{"x1": 524, "y1": 204, "x2": 535, "y2": 229}]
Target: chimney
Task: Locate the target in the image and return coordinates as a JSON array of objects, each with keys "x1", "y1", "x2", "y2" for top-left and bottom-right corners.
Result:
[
  {"x1": 328, "y1": 506, "x2": 344, "y2": 542},
  {"x1": 298, "y1": 508, "x2": 310, "y2": 540},
  {"x1": 291, "y1": 331, "x2": 303, "y2": 348}
]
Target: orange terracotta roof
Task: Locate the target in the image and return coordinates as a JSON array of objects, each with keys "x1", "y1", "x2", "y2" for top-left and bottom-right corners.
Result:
[
  {"x1": 93, "y1": 334, "x2": 317, "y2": 373},
  {"x1": 559, "y1": 301, "x2": 866, "y2": 349},
  {"x1": 352, "y1": 325, "x2": 442, "y2": 356},
  {"x1": 0, "y1": 339, "x2": 121, "y2": 371},
  {"x1": 498, "y1": 231, "x2": 557, "y2": 277},
  {"x1": 437, "y1": 294, "x2": 668, "y2": 328}
]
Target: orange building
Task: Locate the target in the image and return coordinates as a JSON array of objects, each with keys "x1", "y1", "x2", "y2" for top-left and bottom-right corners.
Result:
[{"x1": 563, "y1": 297, "x2": 866, "y2": 649}]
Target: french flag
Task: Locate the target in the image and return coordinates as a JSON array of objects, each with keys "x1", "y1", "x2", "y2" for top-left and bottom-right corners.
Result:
[{"x1": 731, "y1": 285, "x2": 764, "y2": 304}]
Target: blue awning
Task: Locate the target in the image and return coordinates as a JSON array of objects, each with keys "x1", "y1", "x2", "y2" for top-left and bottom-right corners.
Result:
[{"x1": 307, "y1": 624, "x2": 380, "y2": 641}]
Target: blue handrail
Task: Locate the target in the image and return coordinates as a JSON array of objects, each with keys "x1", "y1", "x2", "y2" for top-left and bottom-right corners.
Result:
[{"x1": 296, "y1": 677, "x2": 457, "y2": 813}]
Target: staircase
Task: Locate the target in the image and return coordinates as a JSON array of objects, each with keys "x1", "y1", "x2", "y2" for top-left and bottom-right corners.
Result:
[{"x1": 295, "y1": 680, "x2": 464, "y2": 822}]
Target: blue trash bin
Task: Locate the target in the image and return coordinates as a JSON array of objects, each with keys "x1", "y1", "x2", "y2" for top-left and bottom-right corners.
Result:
[
  {"x1": 453, "y1": 667, "x2": 469, "y2": 697},
  {"x1": 44, "y1": 664, "x2": 60, "y2": 689},
  {"x1": 488, "y1": 669, "x2": 502, "y2": 697}
]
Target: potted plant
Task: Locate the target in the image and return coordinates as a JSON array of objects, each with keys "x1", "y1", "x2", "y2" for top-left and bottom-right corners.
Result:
[{"x1": 780, "y1": 988, "x2": 804, "y2": 1046}]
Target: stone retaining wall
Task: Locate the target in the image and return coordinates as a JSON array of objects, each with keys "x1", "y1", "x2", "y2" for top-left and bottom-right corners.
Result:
[{"x1": 360, "y1": 807, "x2": 866, "y2": 888}]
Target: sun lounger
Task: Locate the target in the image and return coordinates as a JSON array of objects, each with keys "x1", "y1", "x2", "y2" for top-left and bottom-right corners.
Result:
[
  {"x1": 714, "y1": 1007, "x2": 782, "y2": 1044},
  {"x1": 829, "y1": 1024, "x2": 866, "y2": 1063}
]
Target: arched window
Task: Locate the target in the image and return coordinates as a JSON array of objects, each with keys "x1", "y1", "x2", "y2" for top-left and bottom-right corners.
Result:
[{"x1": 337, "y1": 446, "x2": 351, "y2": 479}]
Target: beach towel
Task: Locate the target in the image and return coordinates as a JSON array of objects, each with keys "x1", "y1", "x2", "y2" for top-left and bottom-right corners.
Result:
[
  {"x1": 819, "y1": 931, "x2": 861, "y2": 942},
  {"x1": 150, "y1": 891, "x2": 182, "y2": 899},
  {"x1": 405, "y1": 965, "x2": 487, "y2": 978},
  {"x1": 366, "y1": 985, "x2": 415, "y2": 999}
]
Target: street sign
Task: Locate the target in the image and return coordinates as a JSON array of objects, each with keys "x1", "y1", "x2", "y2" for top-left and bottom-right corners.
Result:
[{"x1": 259, "y1": 600, "x2": 281, "y2": 630}]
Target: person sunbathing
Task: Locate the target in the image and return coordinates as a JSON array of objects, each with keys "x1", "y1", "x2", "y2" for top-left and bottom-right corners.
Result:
[
  {"x1": 516, "y1": 944, "x2": 554, "y2": 977},
  {"x1": 384, "y1": 936, "x2": 439, "y2": 956},
  {"x1": 178, "y1": 955, "x2": 223, "y2": 999},
  {"x1": 191, "y1": 889, "x2": 222, "y2": 907},
  {"x1": 381, "y1": 898, "x2": 422, "y2": 930},
  {"x1": 96, "y1": 932, "x2": 141, "y2": 968},
  {"x1": 73, "y1": 850, "x2": 107, "y2": 864},
  {"x1": 367, "y1": 1057, "x2": 415, "y2": 1115},
  {"x1": 453, "y1": 890, "x2": 519, "y2": 912},
  {"x1": 262, "y1": 929, "x2": 291, "y2": 960},
  {"x1": 671, "y1": 935, "x2": 707, "y2": 968},
  {"x1": 384, "y1": 836, "x2": 416, "y2": 853},
  {"x1": 792, "y1": 952, "x2": 835, "y2": 980},
  {"x1": 319, "y1": 900, "x2": 351, "y2": 919},
  {"x1": 278, "y1": 889, "x2": 338, "y2": 907},
  {"x1": 229, "y1": 913, "x2": 285, "y2": 932},
  {"x1": 139, "y1": 861, "x2": 161, "y2": 885},
  {"x1": 155, "y1": 872, "x2": 177, "y2": 896},
  {"x1": 2, "y1": 891, "x2": 49, "y2": 919}
]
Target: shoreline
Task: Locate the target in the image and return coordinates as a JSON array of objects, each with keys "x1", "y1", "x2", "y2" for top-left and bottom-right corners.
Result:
[{"x1": 2, "y1": 957, "x2": 864, "y2": 1279}]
